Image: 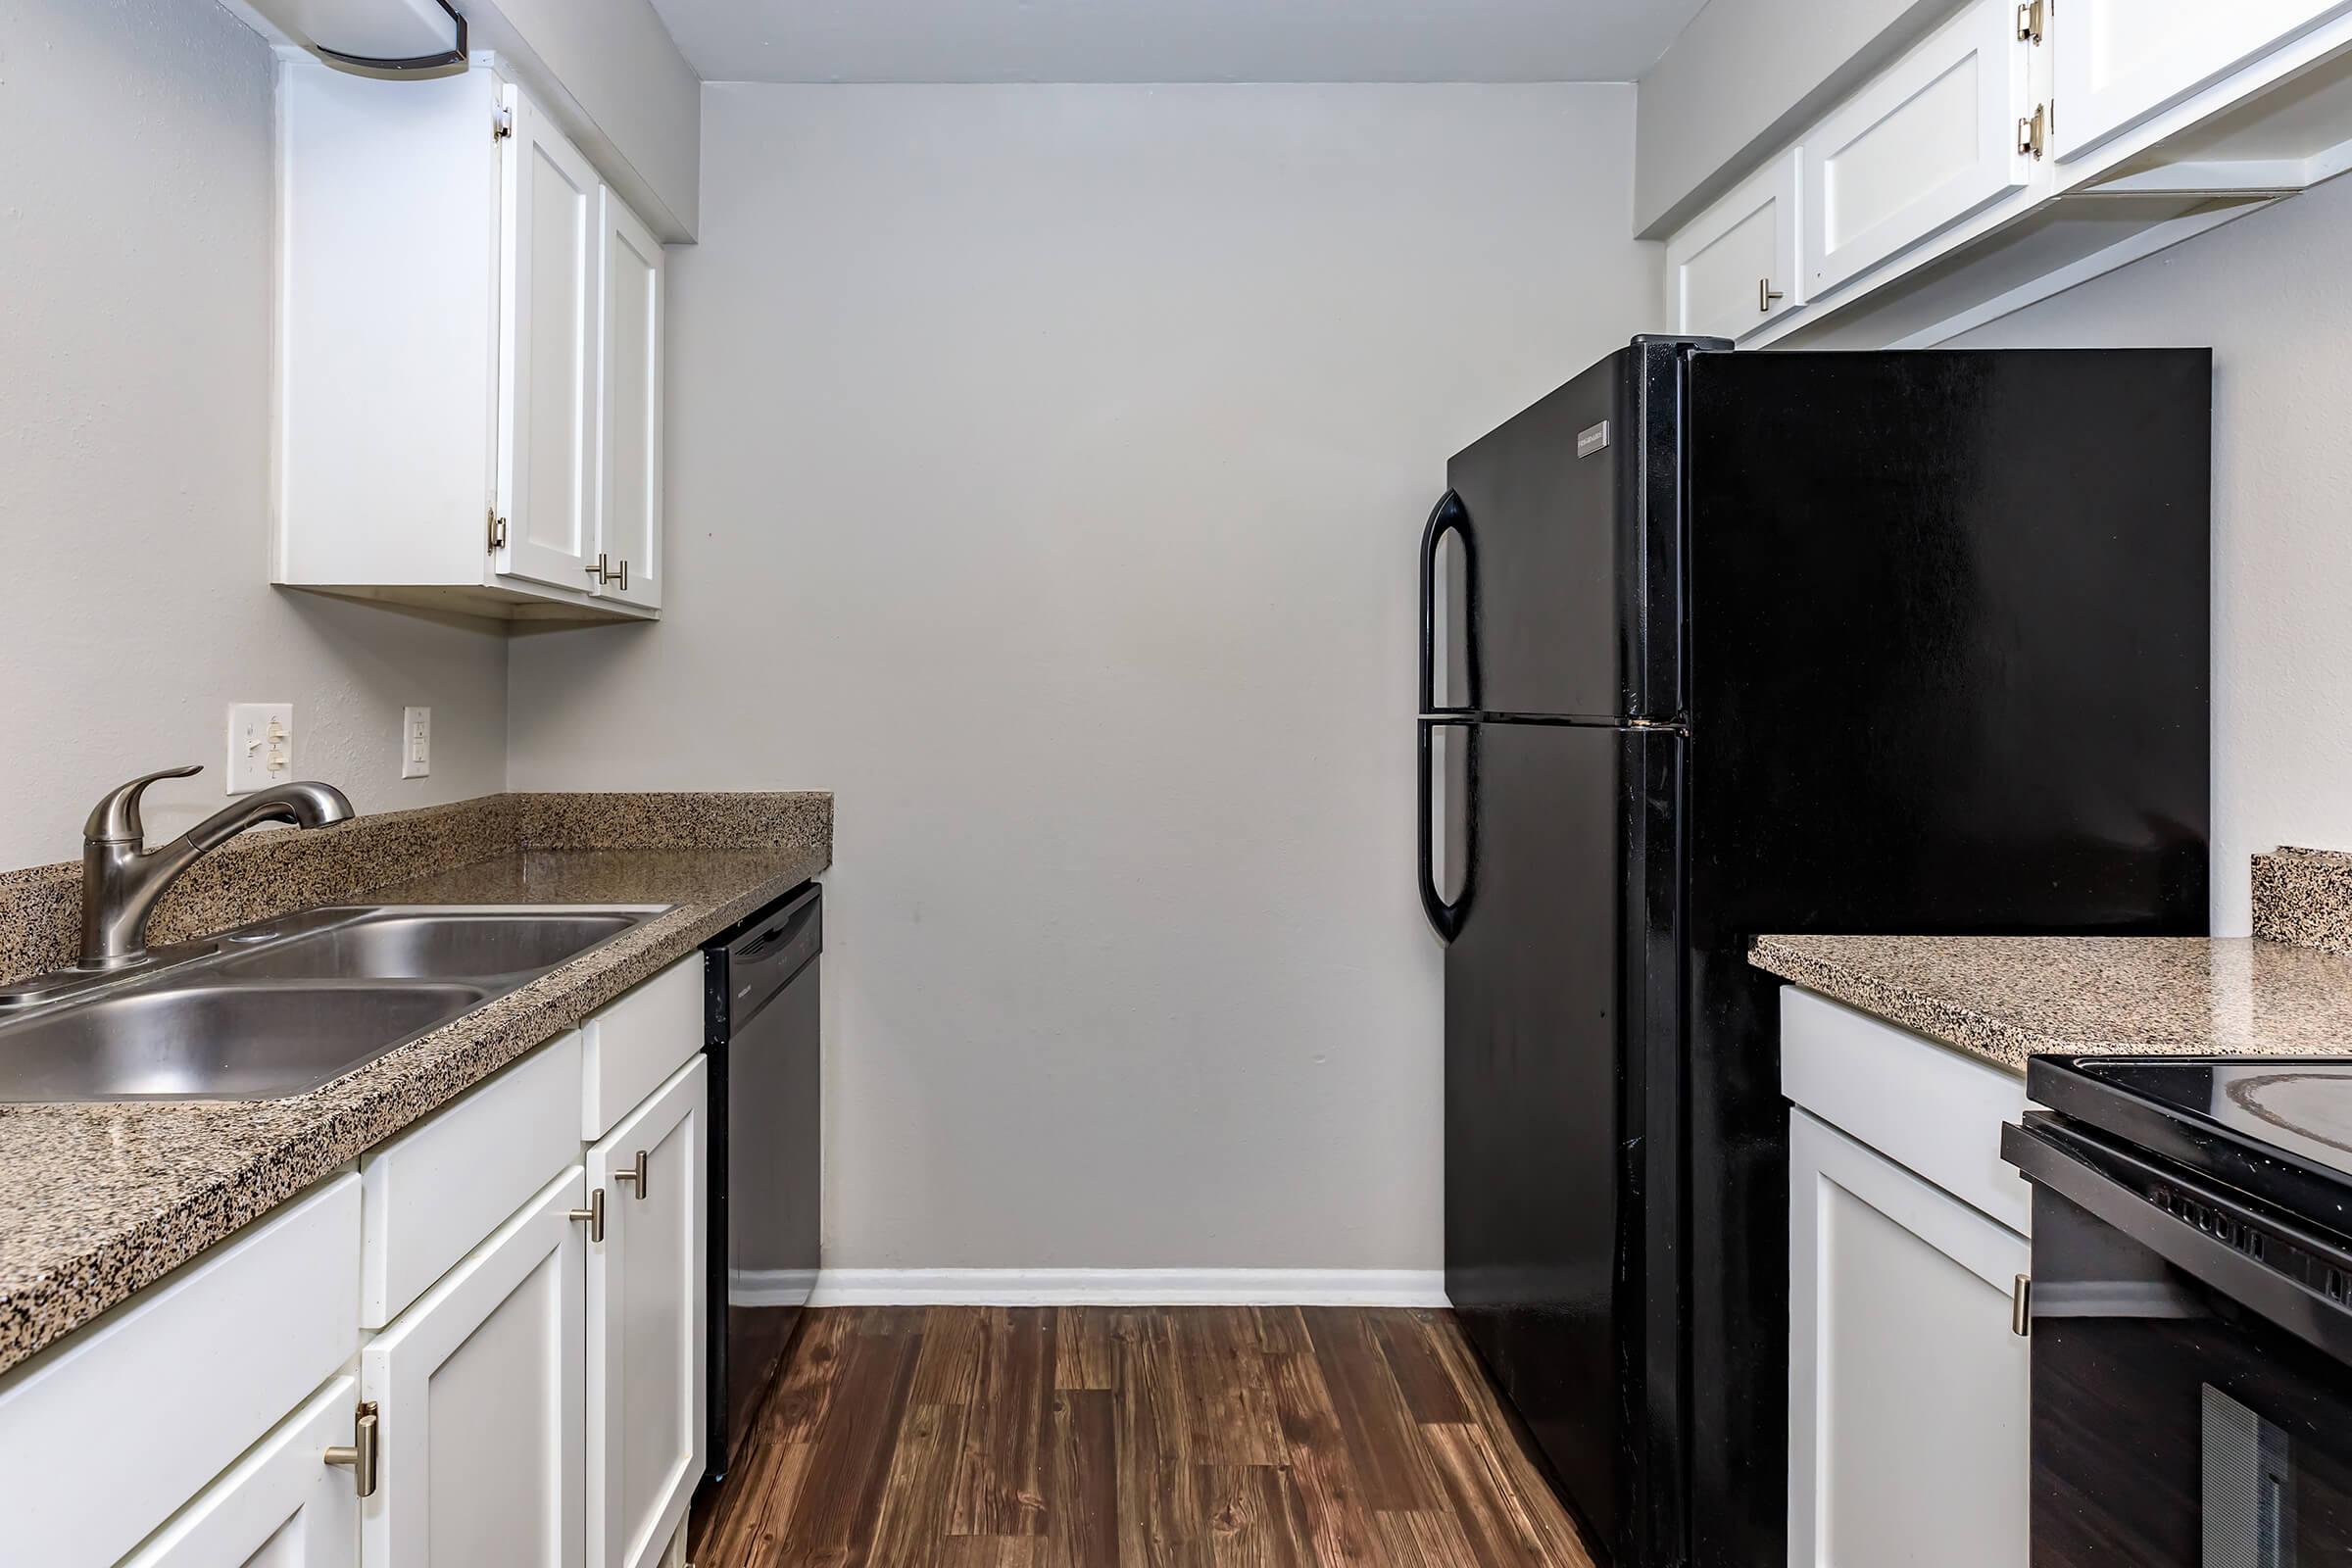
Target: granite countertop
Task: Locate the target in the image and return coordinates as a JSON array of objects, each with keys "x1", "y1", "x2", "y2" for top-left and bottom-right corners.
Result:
[
  {"x1": 0, "y1": 793, "x2": 830, "y2": 1378},
  {"x1": 1750, "y1": 846, "x2": 2352, "y2": 1075},
  {"x1": 1751, "y1": 932, "x2": 2352, "y2": 1073}
]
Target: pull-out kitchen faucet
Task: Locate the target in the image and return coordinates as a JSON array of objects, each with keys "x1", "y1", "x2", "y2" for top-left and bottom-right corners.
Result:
[{"x1": 78, "y1": 765, "x2": 354, "y2": 968}]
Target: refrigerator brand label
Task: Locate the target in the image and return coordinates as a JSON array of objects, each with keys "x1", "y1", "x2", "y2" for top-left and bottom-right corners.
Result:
[{"x1": 1577, "y1": 420, "x2": 1611, "y2": 459}]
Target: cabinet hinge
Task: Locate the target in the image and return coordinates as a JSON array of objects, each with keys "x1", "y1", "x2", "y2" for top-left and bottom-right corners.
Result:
[
  {"x1": 2016, "y1": 0, "x2": 2044, "y2": 43},
  {"x1": 2018, "y1": 104, "x2": 2047, "y2": 160},
  {"x1": 494, "y1": 106, "x2": 514, "y2": 141},
  {"x1": 2010, "y1": 1273, "x2": 2033, "y2": 1338},
  {"x1": 488, "y1": 510, "x2": 508, "y2": 552}
]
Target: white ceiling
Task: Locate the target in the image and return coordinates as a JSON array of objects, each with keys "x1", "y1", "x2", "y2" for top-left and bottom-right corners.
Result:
[{"x1": 648, "y1": 0, "x2": 1711, "y2": 85}]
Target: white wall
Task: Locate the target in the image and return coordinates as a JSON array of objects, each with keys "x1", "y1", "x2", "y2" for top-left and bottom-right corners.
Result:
[
  {"x1": 1952, "y1": 173, "x2": 2352, "y2": 936},
  {"x1": 509, "y1": 82, "x2": 1659, "y2": 1272},
  {"x1": 0, "y1": 0, "x2": 509, "y2": 871}
]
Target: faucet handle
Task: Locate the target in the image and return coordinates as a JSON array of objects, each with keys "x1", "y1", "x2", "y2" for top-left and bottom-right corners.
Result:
[{"x1": 84, "y1": 765, "x2": 203, "y2": 845}]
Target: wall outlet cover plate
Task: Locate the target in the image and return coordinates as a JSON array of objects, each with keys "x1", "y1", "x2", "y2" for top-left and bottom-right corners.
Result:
[{"x1": 402, "y1": 706, "x2": 431, "y2": 779}]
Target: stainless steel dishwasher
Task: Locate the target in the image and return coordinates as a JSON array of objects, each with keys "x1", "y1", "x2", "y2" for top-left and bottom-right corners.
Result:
[{"x1": 701, "y1": 882, "x2": 820, "y2": 1490}]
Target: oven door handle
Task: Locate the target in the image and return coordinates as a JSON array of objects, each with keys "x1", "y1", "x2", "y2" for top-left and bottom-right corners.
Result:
[{"x1": 2005, "y1": 1120, "x2": 2352, "y2": 1364}]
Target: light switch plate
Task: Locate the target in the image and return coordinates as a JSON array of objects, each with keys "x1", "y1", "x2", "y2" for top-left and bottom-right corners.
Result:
[
  {"x1": 226, "y1": 703, "x2": 295, "y2": 796},
  {"x1": 402, "y1": 707, "x2": 431, "y2": 778}
]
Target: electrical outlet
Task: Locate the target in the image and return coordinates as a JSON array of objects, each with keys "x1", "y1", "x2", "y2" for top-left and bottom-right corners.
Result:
[
  {"x1": 226, "y1": 703, "x2": 295, "y2": 796},
  {"x1": 402, "y1": 707, "x2": 431, "y2": 779}
]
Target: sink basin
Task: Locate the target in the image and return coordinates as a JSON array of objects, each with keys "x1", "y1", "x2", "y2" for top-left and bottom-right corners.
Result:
[
  {"x1": 0, "y1": 903, "x2": 668, "y2": 1102},
  {"x1": 0, "y1": 981, "x2": 489, "y2": 1102},
  {"x1": 215, "y1": 909, "x2": 649, "y2": 982}
]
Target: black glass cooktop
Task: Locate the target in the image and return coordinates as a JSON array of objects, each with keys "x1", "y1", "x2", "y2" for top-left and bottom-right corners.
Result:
[{"x1": 2026, "y1": 1055, "x2": 2352, "y2": 1233}]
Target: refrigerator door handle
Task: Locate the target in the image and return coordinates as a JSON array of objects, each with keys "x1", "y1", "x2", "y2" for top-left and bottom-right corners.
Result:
[
  {"x1": 1418, "y1": 717, "x2": 1473, "y2": 942},
  {"x1": 1419, "y1": 489, "x2": 1478, "y2": 715}
]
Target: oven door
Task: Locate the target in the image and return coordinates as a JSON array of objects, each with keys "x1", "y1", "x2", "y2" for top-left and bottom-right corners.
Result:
[{"x1": 2007, "y1": 1117, "x2": 2352, "y2": 1565}]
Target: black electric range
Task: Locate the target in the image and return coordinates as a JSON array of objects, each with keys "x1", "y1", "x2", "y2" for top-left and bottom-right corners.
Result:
[{"x1": 2006, "y1": 1055, "x2": 2352, "y2": 1565}]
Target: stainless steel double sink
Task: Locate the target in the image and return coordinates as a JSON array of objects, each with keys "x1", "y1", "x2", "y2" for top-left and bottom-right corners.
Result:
[{"x1": 0, "y1": 905, "x2": 668, "y2": 1103}]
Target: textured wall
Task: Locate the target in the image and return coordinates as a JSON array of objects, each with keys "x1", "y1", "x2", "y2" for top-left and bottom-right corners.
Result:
[
  {"x1": 509, "y1": 82, "x2": 1661, "y2": 1272},
  {"x1": 0, "y1": 0, "x2": 510, "y2": 869}
]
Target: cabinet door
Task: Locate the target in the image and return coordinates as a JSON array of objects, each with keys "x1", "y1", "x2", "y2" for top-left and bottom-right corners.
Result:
[
  {"x1": 586, "y1": 1058, "x2": 709, "y2": 1568},
  {"x1": 595, "y1": 189, "x2": 664, "y2": 612},
  {"x1": 122, "y1": 1376, "x2": 363, "y2": 1568},
  {"x1": 2053, "y1": 0, "x2": 2352, "y2": 163},
  {"x1": 0, "y1": 1174, "x2": 361, "y2": 1568},
  {"x1": 496, "y1": 89, "x2": 601, "y2": 593},
  {"x1": 362, "y1": 1169, "x2": 587, "y2": 1568},
  {"x1": 1802, "y1": 0, "x2": 2033, "y2": 299},
  {"x1": 1666, "y1": 148, "x2": 1802, "y2": 342},
  {"x1": 1787, "y1": 1109, "x2": 2029, "y2": 1568}
]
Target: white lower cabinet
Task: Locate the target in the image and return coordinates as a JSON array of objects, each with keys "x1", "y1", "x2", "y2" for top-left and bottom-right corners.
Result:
[
  {"x1": 586, "y1": 1057, "x2": 709, "y2": 1568},
  {"x1": 1787, "y1": 1109, "x2": 2030, "y2": 1567},
  {"x1": 122, "y1": 1376, "x2": 364, "y2": 1568},
  {"x1": 1, "y1": 957, "x2": 711, "y2": 1568},
  {"x1": 1781, "y1": 988, "x2": 2032, "y2": 1568},
  {"x1": 361, "y1": 1169, "x2": 589, "y2": 1568},
  {"x1": 0, "y1": 1174, "x2": 362, "y2": 1568}
]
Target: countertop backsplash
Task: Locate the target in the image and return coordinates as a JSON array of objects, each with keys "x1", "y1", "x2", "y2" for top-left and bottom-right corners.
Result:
[{"x1": 0, "y1": 791, "x2": 831, "y2": 987}]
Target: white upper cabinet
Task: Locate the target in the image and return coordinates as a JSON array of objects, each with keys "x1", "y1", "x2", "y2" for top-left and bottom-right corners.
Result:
[
  {"x1": 1666, "y1": 148, "x2": 1802, "y2": 343},
  {"x1": 1802, "y1": 0, "x2": 2036, "y2": 300},
  {"x1": 2052, "y1": 0, "x2": 2352, "y2": 164},
  {"x1": 594, "y1": 190, "x2": 666, "y2": 612},
  {"x1": 275, "y1": 60, "x2": 665, "y2": 625},
  {"x1": 498, "y1": 90, "x2": 602, "y2": 596}
]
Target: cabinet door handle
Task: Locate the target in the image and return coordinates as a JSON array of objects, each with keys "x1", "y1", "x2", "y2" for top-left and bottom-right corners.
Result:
[
  {"x1": 612, "y1": 1149, "x2": 650, "y2": 1200},
  {"x1": 1759, "y1": 278, "x2": 1785, "y2": 313},
  {"x1": 569, "y1": 1187, "x2": 606, "y2": 1243},
  {"x1": 2011, "y1": 1273, "x2": 2033, "y2": 1338},
  {"x1": 323, "y1": 1400, "x2": 380, "y2": 1497}
]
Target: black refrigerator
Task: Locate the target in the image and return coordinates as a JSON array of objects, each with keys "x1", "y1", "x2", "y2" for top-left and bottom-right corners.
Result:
[{"x1": 1419, "y1": 339, "x2": 2211, "y2": 1568}]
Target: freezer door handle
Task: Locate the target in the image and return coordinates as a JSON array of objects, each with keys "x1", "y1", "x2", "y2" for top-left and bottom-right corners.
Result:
[
  {"x1": 1418, "y1": 717, "x2": 1473, "y2": 942},
  {"x1": 1419, "y1": 489, "x2": 1478, "y2": 715}
]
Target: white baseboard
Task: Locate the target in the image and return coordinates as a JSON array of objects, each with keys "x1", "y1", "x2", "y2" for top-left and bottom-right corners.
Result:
[
  {"x1": 728, "y1": 1267, "x2": 819, "y2": 1308},
  {"x1": 805, "y1": 1268, "x2": 1448, "y2": 1308}
]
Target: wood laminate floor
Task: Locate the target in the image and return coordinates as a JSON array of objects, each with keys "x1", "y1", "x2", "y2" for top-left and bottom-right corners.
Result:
[{"x1": 690, "y1": 1305, "x2": 1597, "y2": 1568}]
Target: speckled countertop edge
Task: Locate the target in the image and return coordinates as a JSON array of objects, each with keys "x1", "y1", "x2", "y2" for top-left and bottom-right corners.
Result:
[
  {"x1": 1749, "y1": 929, "x2": 2352, "y2": 1075},
  {"x1": 0, "y1": 792, "x2": 830, "y2": 1378},
  {"x1": 1750, "y1": 849, "x2": 2352, "y2": 1076}
]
